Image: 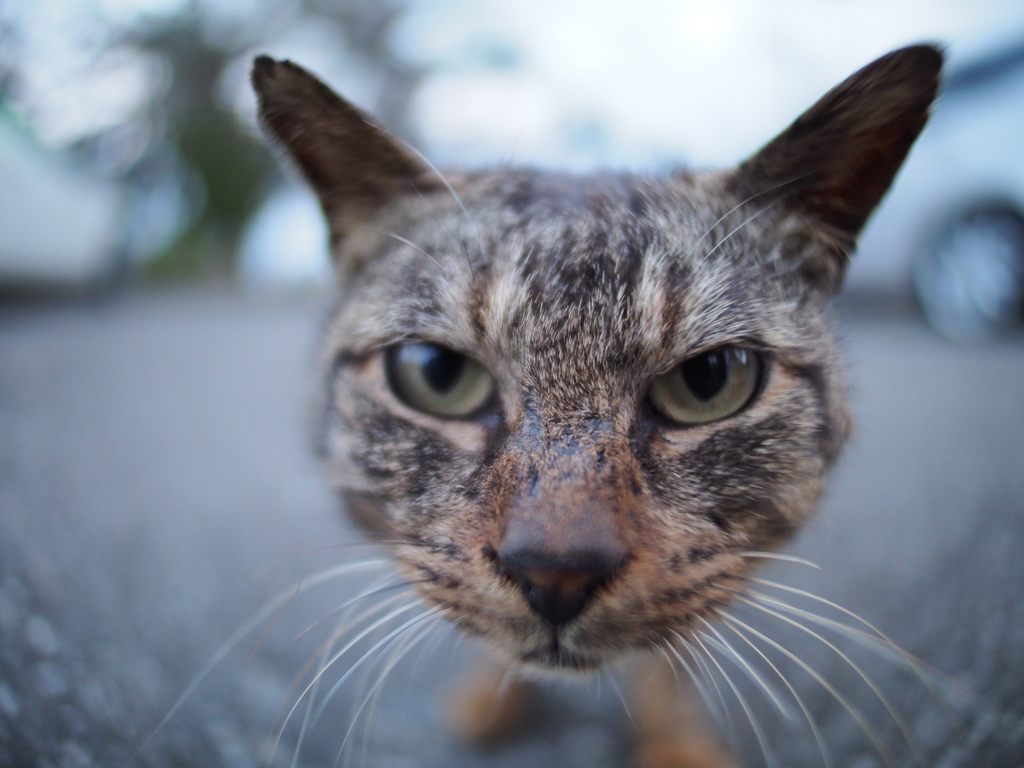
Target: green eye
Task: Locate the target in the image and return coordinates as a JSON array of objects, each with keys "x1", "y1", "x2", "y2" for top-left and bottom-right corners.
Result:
[
  {"x1": 648, "y1": 347, "x2": 762, "y2": 425},
  {"x1": 386, "y1": 343, "x2": 495, "y2": 418}
]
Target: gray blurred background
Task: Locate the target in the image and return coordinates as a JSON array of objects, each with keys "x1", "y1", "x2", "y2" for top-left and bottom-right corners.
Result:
[{"x1": 2, "y1": 1, "x2": 1024, "y2": 767}]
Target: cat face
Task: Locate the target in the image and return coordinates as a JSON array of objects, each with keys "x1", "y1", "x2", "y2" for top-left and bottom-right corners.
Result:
[{"x1": 252, "y1": 47, "x2": 941, "y2": 671}]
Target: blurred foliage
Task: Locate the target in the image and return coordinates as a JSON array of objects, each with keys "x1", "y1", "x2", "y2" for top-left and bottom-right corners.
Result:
[
  {"x1": 0, "y1": 0, "x2": 422, "y2": 282},
  {"x1": 133, "y1": 18, "x2": 273, "y2": 281},
  {"x1": 138, "y1": 2, "x2": 419, "y2": 281}
]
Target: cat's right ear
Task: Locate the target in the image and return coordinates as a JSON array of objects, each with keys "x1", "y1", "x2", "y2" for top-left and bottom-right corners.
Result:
[
  {"x1": 251, "y1": 56, "x2": 439, "y2": 256},
  {"x1": 727, "y1": 44, "x2": 943, "y2": 292}
]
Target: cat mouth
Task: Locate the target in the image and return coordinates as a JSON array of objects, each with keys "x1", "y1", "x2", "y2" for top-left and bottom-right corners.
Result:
[{"x1": 517, "y1": 633, "x2": 603, "y2": 671}]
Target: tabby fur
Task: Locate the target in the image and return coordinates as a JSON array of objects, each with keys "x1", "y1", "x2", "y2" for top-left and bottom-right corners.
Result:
[{"x1": 251, "y1": 46, "x2": 941, "y2": 676}]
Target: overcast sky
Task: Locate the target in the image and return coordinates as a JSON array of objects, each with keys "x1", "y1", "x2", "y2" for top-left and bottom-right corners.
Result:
[
  {"x1": 7, "y1": 0, "x2": 1024, "y2": 170},
  {"x1": 4, "y1": 0, "x2": 1024, "y2": 284},
  {"x1": 396, "y1": 0, "x2": 1024, "y2": 168}
]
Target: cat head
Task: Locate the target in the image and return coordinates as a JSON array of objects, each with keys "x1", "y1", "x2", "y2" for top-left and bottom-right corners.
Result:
[{"x1": 252, "y1": 47, "x2": 941, "y2": 671}]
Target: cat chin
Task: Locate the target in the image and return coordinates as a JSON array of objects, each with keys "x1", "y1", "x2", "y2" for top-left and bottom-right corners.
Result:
[
  {"x1": 477, "y1": 622, "x2": 646, "y2": 675},
  {"x1": 510, "y1": 644, "x2": 608, "y2": 675},
  {"x1": 495, "y1": 635, "x2": 659, "y2": 679}
]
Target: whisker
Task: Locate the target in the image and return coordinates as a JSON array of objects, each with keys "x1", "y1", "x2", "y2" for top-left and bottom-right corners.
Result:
[
  {"x1": 249, "y1": 557, "x2": 398, "y2": 663},
  {"x1": 662, "y1": 641, "x2": 723, "y2": 731},
  {"x1": 737, "y1": 551, "x2": 821, "y2": 569},
  {"x1": 289, "y1": 609, "x2": 353, "y2": 768},
  {"x1": 746, "y1": 589, "x2": 938, "y2": 676},
  {"x1": 401, "y1": 143, "x2": 474, "y2": 231},
  {"x1": 658, "y1": 645, "x2": 683, "y2": 688},
  {"x1": 394, "y1": 139, "x2": 483, "y2": 276},
  {"x1": 750, "y1": 577, "x2": 973, "y2": 715},
  {"x1": 697, "y1": 200, "x2": 780, "y2": 268},
  {"x1": 674, "y1": 631, "x2": 734, "y2": 739},
  {"x1": 735, "y1": 594, "x2": 923, "y2": 764},
  {"x1": 493, "y1": 664, "x2": 520, "y2": 705},
  {"x1": 339, "y1": 609, "x2": 446, "y2": 768},
  {"x1": 266, "y1": 600, "x2": 425, "y2": 766},
  {"x1": 752, "y1": 578, "x2": 905, "y2": 644},
  {"x1": 767, "y1": 596, "x2": 971, "y2": 717},
  {"x1": 357, "y1": 620, "x2": 442, "y2": 766},
  {"x1": 606, "y1": 671, "x2": 636, "y2": 729},
  {"x1": 718, "y1": 610, "x2": 895, "y2": 768},
  {"x1": 311, "y1": 606, "x2": 438, "y2": 726},
  {"x1": 281, "y1": 582, "x2": 414, "y2": 768},
  {"x1": 384, "y1": 231, "x2": 447, "y2": 275},
  {"x1": 744, "y1": 589, "x2": 973, "y2": 748},
  {"x1": 697, "y1": 616, "x2": 795, "y2": 722},
  {"x1": 448, "y1": 630, "x2": 465, "y2": 666},
  {"x1": 257, "y1": 537, "x2": 398, "y2": 577},
  {"x1": 336, "y1": 619, "x2": 430, "y2": 768},
  {"x1": 647, "y1": 175, "x2": 798, "y2": 277},
  {"x1": 138, "y1": 558, "x2": 390, "y2": 754},
  {"x1": 681, "y1": 174, "x2": 809, "y2": 267},
  {"x1": 404, "y1": 616, "x2": 453, "y2": 699},
  {"x1": 265, "y1": 590, "x2": 417, "y2": 765},
  {"x1": 286, "y1": 579, "x2": 426, "y2": 652},
  {"x1": 719, "y1": 614, "x2": 833, "y2": 768},
  {"x1": 691, "y1": 629, "x2": 777, "y2": 768}
]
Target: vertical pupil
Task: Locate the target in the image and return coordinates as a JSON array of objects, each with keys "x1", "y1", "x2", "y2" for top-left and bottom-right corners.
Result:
[
  {"x1": 421, "y1": 346, "x2": 464, "y2": 393},
  {"x1": 681, "y1": 350, "x2": 728, "y2": 401}
]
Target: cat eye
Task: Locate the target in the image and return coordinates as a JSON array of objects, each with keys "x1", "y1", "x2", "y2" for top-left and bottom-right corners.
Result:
[
  {"x1": 648, "y1": 347, "x2": 762, "y2": 425},
  {"x1": 386, "y1": 343, "x2": 495, "y2": 418}
]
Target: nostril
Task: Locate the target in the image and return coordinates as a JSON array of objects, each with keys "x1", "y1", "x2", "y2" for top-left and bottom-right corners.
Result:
[
  {"x1": 497, "y1": 550, "x2": 626, "y2": 627},
  {"x1": 522, "y1": 569, "x2": 599, "y2": 598},
  {"x1": 507, "y1": 568, "x2": 606, "y2": 626}
]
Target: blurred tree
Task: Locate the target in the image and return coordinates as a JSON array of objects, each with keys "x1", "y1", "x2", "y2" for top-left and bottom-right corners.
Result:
[
  {"x1": 0, "y1": 0, "x2": 423, "y2": 283},
  {"x1": 137, "y1": 1, "x2": 423, "y2": 281},
  {"x1": 132, "y1": 16, "x2": 273, "y2": 280}
]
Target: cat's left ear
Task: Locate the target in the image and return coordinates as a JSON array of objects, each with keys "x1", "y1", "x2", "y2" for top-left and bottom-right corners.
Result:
[
  {"x1": 251, "y1": 56, "x2": 440, "y2": 255},
  {"x1": 728, "y1": 44, "x2": 943, "y2": 292}
]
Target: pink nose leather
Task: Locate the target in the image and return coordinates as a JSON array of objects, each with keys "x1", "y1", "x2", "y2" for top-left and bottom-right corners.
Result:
[{"x1": 498, "y1": 550, "x2": 625, "y2": 626}]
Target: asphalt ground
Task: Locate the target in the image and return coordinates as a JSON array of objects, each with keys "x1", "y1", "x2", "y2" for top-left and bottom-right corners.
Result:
[{"x1": 1, "y1": 289, "x2": 1022, "y2": 768}]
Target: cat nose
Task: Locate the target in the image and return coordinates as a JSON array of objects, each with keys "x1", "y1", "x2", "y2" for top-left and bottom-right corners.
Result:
[{"x1": 497, "y1": 547, "x2": 626, "y2": 626}]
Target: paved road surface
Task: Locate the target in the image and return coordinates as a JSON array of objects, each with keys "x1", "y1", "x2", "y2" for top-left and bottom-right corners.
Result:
[{"x1": 1, "y1": 290, "x2": 1022, "y2": 767}]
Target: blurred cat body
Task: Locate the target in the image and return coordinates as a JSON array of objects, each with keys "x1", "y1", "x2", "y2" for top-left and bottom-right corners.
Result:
[{"x1": 251, "y1": 46, "x2": 941, "y2": 765}]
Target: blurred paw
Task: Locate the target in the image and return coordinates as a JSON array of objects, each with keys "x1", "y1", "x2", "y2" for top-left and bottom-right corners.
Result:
[
  {"x1": 447, "y1": 667, "x2": 539, "y2": 747},
  {"x1": 634, "y1": 737, "x2": 738, "y2": 768}
]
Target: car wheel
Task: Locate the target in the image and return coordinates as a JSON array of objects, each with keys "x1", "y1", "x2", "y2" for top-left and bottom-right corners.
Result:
[{"x1": 914, "y1": 208, "x2": 1024, "y2": 341}]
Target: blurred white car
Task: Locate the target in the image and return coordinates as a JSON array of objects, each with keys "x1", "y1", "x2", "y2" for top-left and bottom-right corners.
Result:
[
  {"x1": 850, "y1": 41, "x2": 1024, "y2": 340},
  {"x1": 0, "y1": 113, "x2": 125, "y2": 290}
]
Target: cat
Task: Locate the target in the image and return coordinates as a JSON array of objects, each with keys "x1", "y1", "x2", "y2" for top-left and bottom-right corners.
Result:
[{"x1": 250, "y1": 44, "x2": 942, "y2": 767}]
